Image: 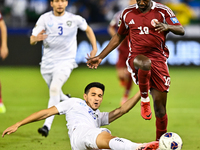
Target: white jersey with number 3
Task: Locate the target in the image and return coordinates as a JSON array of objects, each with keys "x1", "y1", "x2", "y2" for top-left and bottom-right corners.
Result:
[{"x1": 32, "y1": 11, "x2": 88, "y2": 67}]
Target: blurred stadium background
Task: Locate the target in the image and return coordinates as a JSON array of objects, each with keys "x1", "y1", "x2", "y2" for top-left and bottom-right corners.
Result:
[{"x1": 0, "y1": 0, "x2": 199, "y2": 66}]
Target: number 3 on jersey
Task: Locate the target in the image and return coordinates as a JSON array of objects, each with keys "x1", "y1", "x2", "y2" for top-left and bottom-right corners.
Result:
[
  {"x1": 138, "y1": 26, "x2": 149, "y2": 34},
  {"x1": 58, "y1": 26, "x2": 63, "y2": 35}
]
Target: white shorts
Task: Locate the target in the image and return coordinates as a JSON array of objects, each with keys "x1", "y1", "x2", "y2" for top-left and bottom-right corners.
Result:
[
  {"x1": 40, "y1": 59, "x2": 78, "y2": 75},
  {"x1": 70, "y1": 126, "x2": 111, "y2": 150},
  {"x1": 40, "y1": 60, "x2": 78, "y2": 86}
]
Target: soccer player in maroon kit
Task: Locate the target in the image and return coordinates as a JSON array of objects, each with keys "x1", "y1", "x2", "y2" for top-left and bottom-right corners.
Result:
[
  {"x1": 0, "y1": 12, "x2": 9, "y2": 113},
  {"x1": 87, "y1": 0, "x2": 185, "y2": 141},
  {"x1": 108, "y1": 0, "x2": 136, "y2": 106}
]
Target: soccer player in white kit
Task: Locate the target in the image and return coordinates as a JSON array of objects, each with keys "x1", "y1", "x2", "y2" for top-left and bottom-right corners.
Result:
[
  {"x1": 2, "y1": 82, "x2": 159, "y2": 150},
  {"x1": 30, "y1": 0, "x2": 97, "y2": 137}
]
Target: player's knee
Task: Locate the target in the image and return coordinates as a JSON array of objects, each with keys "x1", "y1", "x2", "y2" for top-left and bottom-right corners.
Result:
[
  {"x1": 50, "y1": 86, "x2": 60, "y2": 96},
  {"x1": 141, "y1": 59, "x2": 151, "y2": 70},
  {"x1": 154, "y1": 105, "x2": 166, "y2": 118},
  {"x1": 133, "y1": 56, "x2": 151, "y2": 70}
]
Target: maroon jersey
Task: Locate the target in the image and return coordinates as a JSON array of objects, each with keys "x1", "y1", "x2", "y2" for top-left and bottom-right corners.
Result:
[{"x1": 118, "y1": 1, "x2": 182, "y2": 61}]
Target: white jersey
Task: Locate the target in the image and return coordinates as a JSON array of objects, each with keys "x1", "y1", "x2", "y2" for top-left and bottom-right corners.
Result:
[
  {"x1": 55, "y1": 98, "x2": 109, "y2": 138},
  {"x1": 31, "y1": 11, "x2": 88, "y2": 67}
]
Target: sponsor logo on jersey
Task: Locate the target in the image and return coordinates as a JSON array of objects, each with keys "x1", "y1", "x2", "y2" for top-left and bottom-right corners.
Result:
[
  {"x1": 67, "y1": 21, "x2": 72, "y2": 27},
  {"x1": 129, "y1": 19, "x2": 135, "y2": 25},
  {"x1": 170, "y1": 17, "x2": 179, "y2": 24},
  {"x1": 151, "y1": 19, "x2": 158, "y2": 27},
  {"x1": 48, "y1": 22, "x2": 53, "y2": 27}
]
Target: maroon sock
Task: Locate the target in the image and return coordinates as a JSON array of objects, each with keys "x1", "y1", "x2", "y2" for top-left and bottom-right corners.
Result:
[
  {"x1": 125, "y1": 75, "x2": 133, "y2": 96},
  {"x1": 138, "y1": 69, "x2": 151, "y2": 98},
  {"x1": 156, "y1": 114, "x2": 168, "y2": 141}
]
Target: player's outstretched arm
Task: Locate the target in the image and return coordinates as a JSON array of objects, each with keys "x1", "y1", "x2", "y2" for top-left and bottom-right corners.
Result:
[
  {"x1": 85, "y1": 25, "x2": 98, "y2": 58},
  {"x1": 2, "y1": 106, "x2": 58, "y2": 137},
  {"x1": 87, "y1": 33, "x2": 125, "y2": 69},
  {"x1": 0, "y1": 19, "x2": 9, "y2": 60},
  {"x1": 108, "y1": 91, "x2": 141, "y2": 123},
  {"x1": 30, "y1": 30, "x2": 47, "y2": 45}
]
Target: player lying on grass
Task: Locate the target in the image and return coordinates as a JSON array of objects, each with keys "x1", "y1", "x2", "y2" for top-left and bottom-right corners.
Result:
[{"x1": 2, "y1": 82, "x2": 159, "y2": 150}]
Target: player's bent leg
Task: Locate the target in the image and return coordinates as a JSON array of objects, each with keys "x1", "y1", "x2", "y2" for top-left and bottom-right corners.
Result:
[
  {"x1": 96, "y1": 131, "x2": 142, "y2": 150},
  {"x1": 138, "y1": 70, "x2": 152, "y2": 120},
  {"x1": 133, "y1": 54, "x2": 151, "y2": 71},
  {"x1": 39, "y1": 73, "x2": 69, "y2": 136},
  {"x1": 96, "y1": 131, "x2": 115, "y2": 149},
  {"x1": 117, "y1": 67, "x2": 127, "y2": 87},
  {"x1": 120, "y1": 73, "x2": 133, "y2": 106},
  {"x1": 133, "y1": 55, "x2": 152, "y2": 120},
  {"x1": 151, "y1": 88, "x2": 168, "y2": 141},
  {"x1": 117, "y1": 67, "x2": 130, "y2": 106}
]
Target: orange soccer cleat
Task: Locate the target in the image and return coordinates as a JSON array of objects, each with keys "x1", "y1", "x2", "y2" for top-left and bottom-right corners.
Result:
[{"x1": 141, "y1": 101, "x2": 152, "y2": 120}]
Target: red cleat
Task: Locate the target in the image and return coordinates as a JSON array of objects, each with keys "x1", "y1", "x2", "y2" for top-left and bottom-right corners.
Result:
[
  {"x1": 141, "y1": 101, "x2": 152, "y2": 120},
  {"x1": 136, "y1": 141, "x2": 159, "y2": 150}
]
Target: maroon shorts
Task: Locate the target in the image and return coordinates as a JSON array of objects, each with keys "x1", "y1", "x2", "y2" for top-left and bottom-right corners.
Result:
[{"x1": 126, "y1": 56, "x2": 170, "y2": 92}]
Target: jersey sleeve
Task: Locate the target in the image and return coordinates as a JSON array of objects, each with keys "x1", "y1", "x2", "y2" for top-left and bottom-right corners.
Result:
[
  {"x1": 32, "y1": 15, "x2": 45, "y2": 36},
  {"x1": 99, "y1": 112, "x2": 109, "y2": 126},
  {"x1": 55, "y1": 98, "x2": 75, "y2": 115},
  {"x1": 76, "y1": 15, "x2": 88, "y2": 31},
  {"x1": 117, "y1": 12, "x2": 129, "y2": 35},
  {"x1": 164, "y1": 6, "x2": 182, "y2": 26}
]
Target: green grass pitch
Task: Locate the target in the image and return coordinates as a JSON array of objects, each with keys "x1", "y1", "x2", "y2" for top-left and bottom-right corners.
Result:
[{"x1": 0, "y1": 66, "x2": 199, "y2": 150}]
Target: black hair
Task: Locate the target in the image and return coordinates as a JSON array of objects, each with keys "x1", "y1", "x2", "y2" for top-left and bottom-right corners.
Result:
[{"x1": 84, "y1": 82, "x2": 105, "y2": 94}]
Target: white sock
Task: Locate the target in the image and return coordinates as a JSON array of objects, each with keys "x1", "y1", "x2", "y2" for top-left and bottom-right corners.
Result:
[
  {"x1": 44, "y1": 95, "x2": 60, "y2": 130},
  {"x1": 141, "y1": 97, "x2": 150, "y2": 102},
  {"x1": 109, "y1": 137, "x2": 142, "y2": 150}
]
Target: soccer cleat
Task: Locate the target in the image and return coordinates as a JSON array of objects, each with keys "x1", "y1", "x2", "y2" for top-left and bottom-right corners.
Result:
[
  {"x1": 38, "y1": 125, "x2": 49, "y2": 137},
  {"x1": 66, "y1": 94, "x2": 71, "y2": 98},
  {"x1": 0, "y1": 104, "x2": 6, "y2": 113},
  {"x1": 141, "y1": 101, "x2": 152, "y2": 120},
  {"x1": 136, "y1": 141, "x2": 159, "y2": 150}
]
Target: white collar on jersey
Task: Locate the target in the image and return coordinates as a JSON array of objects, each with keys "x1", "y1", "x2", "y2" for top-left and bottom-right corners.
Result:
[{"x1": 135, "y1": 1, "x2": 156, "y2": 10}]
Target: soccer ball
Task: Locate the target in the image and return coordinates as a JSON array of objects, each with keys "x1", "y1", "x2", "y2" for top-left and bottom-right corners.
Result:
[{"x1": 159, "y1": 132, "x2": 183, "y2": 150}]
